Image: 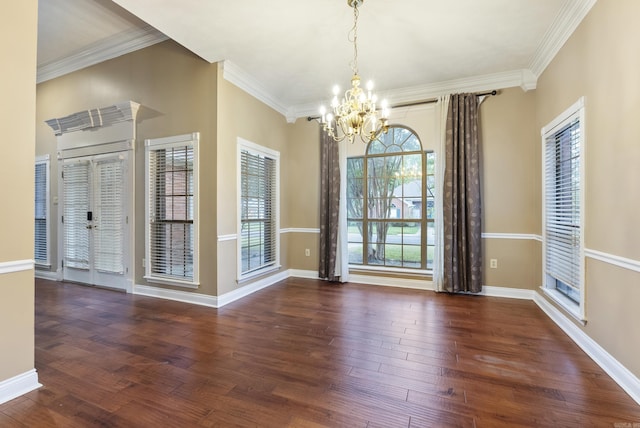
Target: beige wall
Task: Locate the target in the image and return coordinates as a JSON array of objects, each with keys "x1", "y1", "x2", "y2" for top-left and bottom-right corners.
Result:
[
  {"x1": 481, "y1": 87, "x2": 541, "y2": 289},
  {"x1": 36, "y1": 40, "x2": 219, "y2": 295},
  {"x1": 285, "y1": 118, "x2": 321, "y2": 269},
  {"x1": 0, "y1": 1, "x2": 37, "y2": 381},
  {"x1": 536, "y1": 0, "x2": 640, "y2": 377}
]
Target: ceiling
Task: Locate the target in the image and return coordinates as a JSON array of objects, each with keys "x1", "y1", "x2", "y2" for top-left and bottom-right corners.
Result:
[{"x1": 37, "y1": 0, "x2": 596, "y2": 120}]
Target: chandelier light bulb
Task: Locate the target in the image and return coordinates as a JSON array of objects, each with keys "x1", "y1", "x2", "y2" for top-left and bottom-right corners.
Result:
[
  {"x1": 332, "y1": 85, "x2": 340, "y2": 96},
  {"x1": 381, "y1": 99, "x2": 390, "y2": 119}
]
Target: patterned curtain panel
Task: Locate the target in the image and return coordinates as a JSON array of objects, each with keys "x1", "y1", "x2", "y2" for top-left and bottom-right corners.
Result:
[
  {"x1": 443, "y1": 93, "x2": 483, "y2": 293},
  {"x1": 319, "y1": 128, "x2": 341, "y2": 281}
]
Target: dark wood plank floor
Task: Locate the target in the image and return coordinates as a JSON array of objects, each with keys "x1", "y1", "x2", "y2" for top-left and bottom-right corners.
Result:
[{"x1": 1, "y1": 278, "x2": 639, "y2": 427}]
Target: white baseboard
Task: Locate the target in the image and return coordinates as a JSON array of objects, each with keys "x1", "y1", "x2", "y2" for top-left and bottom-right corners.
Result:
[
  {"x1": 0, "y1": 369, "x2": 41, "y2": 405},
  {"x1": 481, "y1": 285, "x2": 536, "y2": 300},
  {"x1": 133, "y1": 269, "x2": 292, "y2": 309},
  {"x1": 288, "y1": 269, "x2": 318, "y2": 279},
  {"x1": 34, "y1": 269, "x2": 61, "y2": 281},
  {"x1": 534, "y1": 292, "x2": 640, "y2": 405},
  {"x1": 133, "y1": 284, "x2": 218, "y2": 308},
  {"x1": 218, "y1": 270, "x2": 290, "y2": 307}
]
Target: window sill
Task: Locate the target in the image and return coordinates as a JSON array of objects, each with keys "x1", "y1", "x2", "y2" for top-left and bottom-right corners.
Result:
[
  {"x1": 540, "y1": 286, "x2": 586, "y2": 325},
  {"x1": 144, "y1": 275, "x2": 199, "y2": 289}
]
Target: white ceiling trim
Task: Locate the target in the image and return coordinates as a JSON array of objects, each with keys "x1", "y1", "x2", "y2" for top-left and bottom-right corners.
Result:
[
  {"x1": 37, "y1": 25, "x2": 167, "y2": 84},
  {"x1": 528, "y1": 0, "x2": 598, "y2": 77},
  {"x1": 288, "y1": 69, "x2": 537, "y2": 121},
  {"x1": 221, "y1": 61, "x2": 289, "y2": 119},
  {"x1": 387, "y1": 69, "x2": 538, "y2": 106}
]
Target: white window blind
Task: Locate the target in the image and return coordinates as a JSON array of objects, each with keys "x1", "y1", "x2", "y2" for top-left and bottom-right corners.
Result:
[
  {"x1": 544, "y1": 108, "x2": 583, "y2": 306},
  {"x1": 63, "y1": 161, "x2": 91, "y2": 270},
  {"x1": 145, "y1": 133, "x2": 198, "y2": 285},
  {"x1": 239, "y1": 142, "x2": 279, "y2": 277},
  {"x1": 35, "y1": 157, "x2": 49, "y2": 266},
  {"x1": 94, "y1": 158, "x2": 125, "y2": 274}
]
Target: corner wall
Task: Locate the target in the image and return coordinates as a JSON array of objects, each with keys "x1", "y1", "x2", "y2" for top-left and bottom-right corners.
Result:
[
  {"x1": 535, "y1": 0, "x2": 640, "y2": 378},
  {"x1": 215, "y1": 67, "x2": 291, "y2": 296}
]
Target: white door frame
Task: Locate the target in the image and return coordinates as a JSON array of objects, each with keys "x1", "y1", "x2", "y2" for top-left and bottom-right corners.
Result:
[{"x1": 59, "y1": 151, "x2": 132, "y2": 291}]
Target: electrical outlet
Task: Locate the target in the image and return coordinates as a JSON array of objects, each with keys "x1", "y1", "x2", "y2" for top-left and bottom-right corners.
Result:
[
  {"x1": 490, "y1": 259, "x2": 498, "y2": 269},
  {"x1": 305, "y1": 249, "x2": 310, "y2": 257}
]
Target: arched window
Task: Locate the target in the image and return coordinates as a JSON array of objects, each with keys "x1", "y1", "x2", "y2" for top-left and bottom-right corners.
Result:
[{"x1": 347, "y1": 126, "x2": 435, "y2": 270}]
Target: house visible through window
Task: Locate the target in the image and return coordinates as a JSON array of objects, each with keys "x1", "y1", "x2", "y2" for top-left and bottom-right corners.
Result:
[
  {"x1": 543, "y1": 98, "x2": 585, "y2": 319},
  {"x1": 145, "y1": 133, "x2": 198, "y2": 286},
  {"x1": 347, "y1": 126, "x2": 434, "y2": 270},
  {"x1": 238, "y1": 139, "x2": 279, "y2": 279},
  {"x1": 35, "y1": 155, "x2": 50, "y2": 267}
]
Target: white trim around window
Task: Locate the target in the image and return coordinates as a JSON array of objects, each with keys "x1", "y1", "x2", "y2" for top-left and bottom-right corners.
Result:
[
  {"x1": 144, "y1": 133, "x2": 199, "y2": 288},
  {"x1": 35, "y1": 155, "x2": 51, "y2": 268},
  {"x1": 237, "y1": 138, "x2": 281, "y2": 282},
  {"x1": 541, "y1": 97, "x2": 586, "y2": 321}
]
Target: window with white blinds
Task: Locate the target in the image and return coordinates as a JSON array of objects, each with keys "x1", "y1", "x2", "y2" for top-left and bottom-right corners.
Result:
[
  {"x1": 238, "y1": 139, "x2": 279, "y2": 279},
  {"x1": 543, "y1": 98, "x2": 584, "y2": 318},
  {"x1": 145, "y1": 133, "x2": 198, "y2": 286},
  {"x1": 35, "y1": 156, "x2": 50, "y2": 266}
]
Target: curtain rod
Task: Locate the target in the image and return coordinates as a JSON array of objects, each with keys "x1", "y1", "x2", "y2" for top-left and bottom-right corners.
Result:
[{"x1": 306, "y1": 90, "x2": 498, "y2": 122}]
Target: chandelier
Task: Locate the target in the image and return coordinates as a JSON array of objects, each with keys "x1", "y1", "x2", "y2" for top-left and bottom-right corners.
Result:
[{"x1": 319, "y1": 0, "x2": 390, "y2": 144}]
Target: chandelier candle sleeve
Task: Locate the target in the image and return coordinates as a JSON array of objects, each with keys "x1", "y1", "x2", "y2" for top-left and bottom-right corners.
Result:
[{"x1": 319, "y1": 0, "x2": 390, "y2": 144}]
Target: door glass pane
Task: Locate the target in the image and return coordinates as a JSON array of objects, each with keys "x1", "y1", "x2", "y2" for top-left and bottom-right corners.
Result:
[
  {"x1": 63, "y1": 161, "x2": 90, "y2": 270},
  {"x1": 94, "y1": 158, "x2": 125, "y2": 274}
]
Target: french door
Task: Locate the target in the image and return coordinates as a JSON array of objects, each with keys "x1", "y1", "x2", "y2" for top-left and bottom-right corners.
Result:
[{"x1": 61, "y1": 152, "x2": 130, "y2": 290}]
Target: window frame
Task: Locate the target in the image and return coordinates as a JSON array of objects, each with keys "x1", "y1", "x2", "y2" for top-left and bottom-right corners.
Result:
[
  {"x1": 541, "y1": 97, "x2": 586, "y2": 322},
  {"x1": 35, "y1": 155, "x2": 50, "y2": 268},
  {"x1": 237, "y1": 138, "x2": 280, "y2": 281},
  {"x1": 346, "y1": 125, "x2": 434, "y2": 273},
  {"x1": 144, "y1": 132, "x2": 199, "y2": 287}
]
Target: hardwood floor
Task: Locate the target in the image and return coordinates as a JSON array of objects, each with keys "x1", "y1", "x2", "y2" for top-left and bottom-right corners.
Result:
[{"x1": 1, "y1": 278, "x2": 639, "y2": 427}]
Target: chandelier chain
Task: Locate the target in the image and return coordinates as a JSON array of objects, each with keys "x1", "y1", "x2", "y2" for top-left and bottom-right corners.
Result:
[{"x1": 349, "y1": 4, "x2": 359, "y2": 75}]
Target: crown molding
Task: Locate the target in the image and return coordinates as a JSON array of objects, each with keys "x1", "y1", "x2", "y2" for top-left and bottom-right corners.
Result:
[
  {"x1": 289, "y1": 69, "x2": 537, "y2": 120},
  {"x1": 221, "y1": 60, "x2": 290, "y2": 120},
  {"x1": 388, "y1": 69, "x2": 537, "y2": 106},
  {"x1": 528, "y1": 0, "x2": 597, "y2": 77},
  {"x1": 37, "y1": 25, "x2": 168, "y2": 84}
]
